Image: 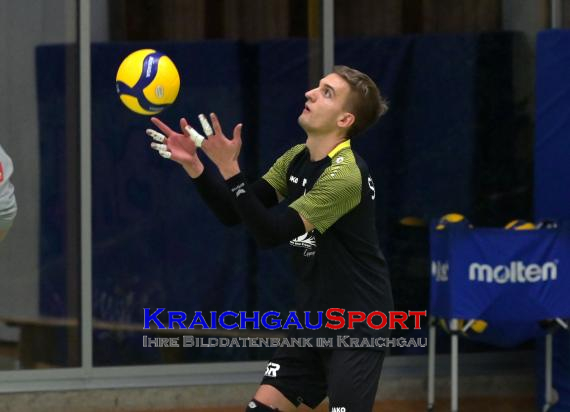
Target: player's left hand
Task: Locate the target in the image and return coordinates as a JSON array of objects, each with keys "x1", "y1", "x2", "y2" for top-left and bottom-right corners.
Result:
[{"x1": 199, "y1": 112, "x2": 243, "y2": 180}]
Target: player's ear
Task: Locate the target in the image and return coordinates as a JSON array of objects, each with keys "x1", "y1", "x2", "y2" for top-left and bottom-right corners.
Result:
[{"x1": 338, "y1": 112, "x2": 355, "y2": 129}]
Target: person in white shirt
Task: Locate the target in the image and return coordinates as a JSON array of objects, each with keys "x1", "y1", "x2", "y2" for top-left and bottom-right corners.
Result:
[{"x1": 0, "y1": 144, "x2": 17, "y2": 241}]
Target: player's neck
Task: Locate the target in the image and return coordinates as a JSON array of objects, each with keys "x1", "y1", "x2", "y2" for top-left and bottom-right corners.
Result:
[{"x1": 305, "y1": 133, "x2": 348, "y2": 162}]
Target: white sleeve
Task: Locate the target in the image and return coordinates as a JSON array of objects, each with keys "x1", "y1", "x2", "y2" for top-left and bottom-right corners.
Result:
[{"x1": 0, "y1": 144, "x2": 17, "y2": 230}]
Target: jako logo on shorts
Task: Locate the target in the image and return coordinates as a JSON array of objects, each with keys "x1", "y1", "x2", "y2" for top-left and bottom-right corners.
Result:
[
  {"x1": 331, "y1": 407, "x2": 346, "y2": 412},
  {"x1": 468, "y1": 261, "x2": 558, "y2": 283}
]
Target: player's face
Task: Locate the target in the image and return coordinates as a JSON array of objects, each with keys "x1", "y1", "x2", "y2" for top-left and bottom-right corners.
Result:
[{"x1": 298, "y1": 73, "x2": 354, "y2": 136}]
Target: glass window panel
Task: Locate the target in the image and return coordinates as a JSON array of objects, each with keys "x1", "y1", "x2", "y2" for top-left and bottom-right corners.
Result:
[{"x1": 0, "y1": 0, "x2": 80, "y2": 369}]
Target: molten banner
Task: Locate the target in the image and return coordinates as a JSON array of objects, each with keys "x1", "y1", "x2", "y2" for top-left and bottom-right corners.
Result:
[{"x1": 430, "y1": 223, "x2": 570, "y2": 322}]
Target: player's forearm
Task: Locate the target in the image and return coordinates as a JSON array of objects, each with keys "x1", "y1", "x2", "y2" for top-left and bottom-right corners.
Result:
[
  {"x1": 225, "y1": 173, "x2": 305, "y2": 249},
  {"x1": 193, "y1": 165, "x2": 241, "y2": 226},
  {"x1": 193, "y1": 166, "x2": 280, "y2": 228},
  {"x1": 218, "y1": 161, "x2": 240, "y2": 181},
  {"x1": 181, "y1": 159, "x2": 204, "y2": 179}
]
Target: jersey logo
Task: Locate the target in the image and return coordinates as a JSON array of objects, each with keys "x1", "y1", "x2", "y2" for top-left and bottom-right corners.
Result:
[
  {"x1": 289, "y1": 188, "x2": 316, "y2": 254},
  {"x1": 289, "y1": 231, "x2": 316, "y2": 249},
  {"x1": 290, "y1": 175, "x2": 309, "y2": 187},
  {"x1": 264, "y1": 362, "x2": 280, "y2": 378},
  {"x1": 330, "y1": 157, "x2": 344, "y2": 177},
  {"x1": 368, "y1": 176, "x2": 376, "y2": 200},
  {"x1": 229, "y1": 181, "x2": 246, "y2": 198}
]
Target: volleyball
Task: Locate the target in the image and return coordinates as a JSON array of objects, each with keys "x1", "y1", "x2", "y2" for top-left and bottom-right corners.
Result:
[{"x1": 115, "y1": 49, "x2": 180, "y2": 115}]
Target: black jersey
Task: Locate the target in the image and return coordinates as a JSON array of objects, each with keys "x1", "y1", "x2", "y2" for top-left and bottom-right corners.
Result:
[{"x1": 262, "y1": 141, "x2": 394, "y2": 345}]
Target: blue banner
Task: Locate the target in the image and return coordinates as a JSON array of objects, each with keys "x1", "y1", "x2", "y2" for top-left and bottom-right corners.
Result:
[
  {"x1": 536, "y1": 30, "x2": 570, "y2": 221},
  {"x1": 430, "y1": 224, "x2": 570, "y2": 322}
]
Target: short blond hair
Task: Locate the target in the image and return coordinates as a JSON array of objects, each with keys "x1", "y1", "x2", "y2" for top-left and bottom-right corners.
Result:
[{"x1": 333, "y1": 65, "x2": 388, "y2": 138}]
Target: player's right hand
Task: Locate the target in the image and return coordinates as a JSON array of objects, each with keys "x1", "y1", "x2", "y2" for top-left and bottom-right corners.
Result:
[{"x1": 147, "y1": 117, "x2": 203, "y2": 176}]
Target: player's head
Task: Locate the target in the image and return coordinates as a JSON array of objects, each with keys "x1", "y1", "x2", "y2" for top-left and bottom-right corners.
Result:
[{"x1": 298, "y1": 65, "x2": 388, "y2": 139}]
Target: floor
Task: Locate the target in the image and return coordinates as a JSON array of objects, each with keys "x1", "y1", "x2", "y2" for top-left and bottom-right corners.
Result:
[{"x1": 147, "y1": 396, "x2": 537, "y2": 412}]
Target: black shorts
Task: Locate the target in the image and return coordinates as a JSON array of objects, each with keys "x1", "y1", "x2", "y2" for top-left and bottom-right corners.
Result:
[{"x1": 260, "y1": 346, "x2": 385, "y2": 411}]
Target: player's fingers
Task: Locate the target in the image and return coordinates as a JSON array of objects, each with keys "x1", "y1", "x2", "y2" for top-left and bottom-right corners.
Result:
[
  {"x1": 150, "y1": 117, "x2": 175, "y2": 135},
  {"x1": 180, "y1": 118, "x2": 196, "y2": 144},
  {"x1": 159, "y1": 150, "x2": 172, "y2": 159},
  {"x1": 150, "y1": 142, "x2": 167, "y2": 151},
  {"x1": 233, "y1": 123, "x2": 243, "y2": 146},
  {"x1": 180, "y1": 118, "x2": 190, "y2": 134},
  {"x1": 146, "y1": 129, "x2": 166, "y2": 143},
  {"x1": 184, "y1": 125, "x2": 204, "y2": 148},
  {"x1": 200, "y1": 138, "x2": 210, "y2": 153},
  {"x1": 199, "y1": 113, "x2": 214, "y2": 137},
  {"x1": 210, "y1": 112, "x2": 223, "y2": 136}
]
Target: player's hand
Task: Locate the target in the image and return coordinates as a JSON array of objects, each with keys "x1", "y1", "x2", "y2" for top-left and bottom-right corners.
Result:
[
  {"x1": 199, "y1": 112, "x2": 243, "y2": 180},
  {"x1": 147, "y1": 117, "x2": 204, "y2": 177}
]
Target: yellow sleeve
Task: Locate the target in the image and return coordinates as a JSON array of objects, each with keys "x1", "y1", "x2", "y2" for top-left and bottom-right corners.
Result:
[
  {"x1": 289, "y1": 157, "x2": 361, "y2": 234},
  {"x1": 261, "y1": 144, "x2": 305, "y2": 198}
]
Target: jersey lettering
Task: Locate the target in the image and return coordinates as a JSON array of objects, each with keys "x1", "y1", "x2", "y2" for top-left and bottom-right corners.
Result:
[{"x1": 368, "y1": 176, "x2": 376, "y2": 200}]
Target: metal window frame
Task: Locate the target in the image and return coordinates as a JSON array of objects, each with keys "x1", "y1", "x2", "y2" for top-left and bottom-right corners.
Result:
[
  {"x1": 0, "y1": 351, "x2": 533, "y2": 393},
  {"x1": 322, "y1": 0, "x2": 334, "y2": 74},
  {"x1": 79, "y1": 0, "x2": 93, "y2": 374},
  {"x1": 551, "y1": 0, "x2": 563, "y2": 28}
]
